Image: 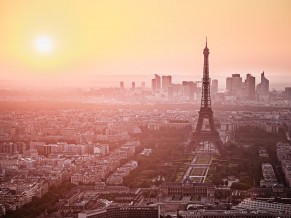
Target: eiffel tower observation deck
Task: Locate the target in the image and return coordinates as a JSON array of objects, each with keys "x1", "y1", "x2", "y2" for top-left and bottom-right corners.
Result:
[{"x1": 190, "y1": 39, "x2": 226, "y2": 156}]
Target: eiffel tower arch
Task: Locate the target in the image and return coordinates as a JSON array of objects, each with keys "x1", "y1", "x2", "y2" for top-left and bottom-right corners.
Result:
[{"x1": 189, "y1": 39, "x2": 226, "y2": 156}]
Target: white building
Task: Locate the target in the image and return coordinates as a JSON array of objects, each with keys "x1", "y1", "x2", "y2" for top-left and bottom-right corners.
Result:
[
  {"x1": 276, "y1": 142, "x2": 291, "y2": 187},
  {"x1": 93, "y1": 144, "x2": 109, "y2": 156},
  {"x1": 235, "y1": 198, "x2": 291, "y2": 214},
  {"x1": 260, "y1": 163, "x2": 277, "y2": 187}
]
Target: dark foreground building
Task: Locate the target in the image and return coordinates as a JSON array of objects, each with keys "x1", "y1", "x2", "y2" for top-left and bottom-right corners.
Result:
[{"x1": 78, "y1": 205, "x2": 160, "y2": 218}]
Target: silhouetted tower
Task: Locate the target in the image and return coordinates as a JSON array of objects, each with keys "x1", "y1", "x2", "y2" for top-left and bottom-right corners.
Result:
[
  {"x1": 190, "y1": 39, "x2": 225, "y2": 155},
  {"x1": 120, "y1": 81, "x2": 124, "y2": 89}
]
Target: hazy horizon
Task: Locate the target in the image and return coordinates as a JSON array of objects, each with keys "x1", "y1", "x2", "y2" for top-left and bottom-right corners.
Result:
[{"x1": 0, "y1": 72, "x2": 289, "y2": 91}]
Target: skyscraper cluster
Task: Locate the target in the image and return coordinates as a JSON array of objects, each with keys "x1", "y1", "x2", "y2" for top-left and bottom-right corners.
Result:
[
  {"x1": 118, "y1": 72, "x2": 271, "y2": 102},
  {"x1": 118, "y1": 73, "x2": 219, "y2": 102},
  {"x1": 149, "y1": 74, "x2": 219, "y2": 101},
  {"x1": 226, "y1": 72, "x2": 269, "y2": 100}
]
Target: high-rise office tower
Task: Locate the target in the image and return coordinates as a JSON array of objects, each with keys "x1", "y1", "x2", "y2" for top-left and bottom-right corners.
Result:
[
  {"x1": 120, "y1": 81, "x2": 124, "y2": 89},
  {"x1": 226, "y1": 77, "x2": 232, "y2": 92},
  {"x1": 211, "y1": 79, "x2": 218, "y2": 96},
  {"x1": 162, "y1": 75, "x2": 172, "y2": 90},
  {"x1": 131, "y1": 82, "x2": 135, "y2": 90},
  {"x1": 232, "y1": 74, "x2": 243, "y2": 98},
  {"x1": 285, "y1": 87, "x2": 291, "y2": 100},
  {"x1": 245, "y1": 74, "x2": 256, "y2": 100},
  {"x1": 226, "y1": 74, "x2": 243, "y2": 94},
  {"x1": 257, "y1": 71, "x2": 269, "y2": 96},
  {"x1": 151, "y1": 79, "x2": 157, "y2": 92},
  {"x1": 226, "y1": 74, "x2": 246, "y2": 99},
  {"x1": 182, "y1": 81, "x2": 196, "y2": 100},
  {"x1": 155, "y1": 74, "x2": 161, "y2": 90},
  {"x1": 231, "y1": 74, "x2": 243, "y2": 91}
]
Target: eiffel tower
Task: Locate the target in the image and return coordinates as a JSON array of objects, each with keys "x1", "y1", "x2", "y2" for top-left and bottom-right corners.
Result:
[{"x1": 190, "y1": 39, "x2": 225, "y2": 155}]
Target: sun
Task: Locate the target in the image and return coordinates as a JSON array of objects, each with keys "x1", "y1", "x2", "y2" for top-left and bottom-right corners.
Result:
[{"x1": 34, "y1": 35, "x2": 53, "y2": 54}]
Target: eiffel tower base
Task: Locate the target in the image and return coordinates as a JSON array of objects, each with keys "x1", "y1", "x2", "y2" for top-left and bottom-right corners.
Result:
[{"x1": 189, "y1": 131, "x2": 226, "y2": 156}]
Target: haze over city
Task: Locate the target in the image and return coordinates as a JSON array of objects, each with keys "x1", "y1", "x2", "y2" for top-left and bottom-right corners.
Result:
[
  {"x1": 0, "y1": 0, "x2": 291, "y2": 90},
  {"x1": 2, "y1": 1, "x2": 291, "y2": 218}
]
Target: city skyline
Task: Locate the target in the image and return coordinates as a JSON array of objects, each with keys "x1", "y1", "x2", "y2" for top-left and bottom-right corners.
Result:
[
  {"x1": 0, "y1": 0, "x2": 291, "y2": 90},
  {"x1": 0, "y1": 70, "x2": 282, "y2": 92},
  {"x1": 1, "y1": 2, "x2": 291, "y2": 216}
]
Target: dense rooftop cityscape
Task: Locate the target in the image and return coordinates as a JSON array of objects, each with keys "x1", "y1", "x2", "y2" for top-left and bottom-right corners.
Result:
[
  {"x1": 1, "y1": 1, "x2": 291, "y2": 217},
  {"x1": 1, "y1": 65, "x2": 291, "y2": 217}
]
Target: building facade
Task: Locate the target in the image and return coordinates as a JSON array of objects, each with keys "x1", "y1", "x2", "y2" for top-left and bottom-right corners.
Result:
[
  {"x1": 78, "y1": 206, "x2": 160, "y2": 218},
  {"x1": 160, "y1": 180, "x2": 215, "y2": 199}
]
